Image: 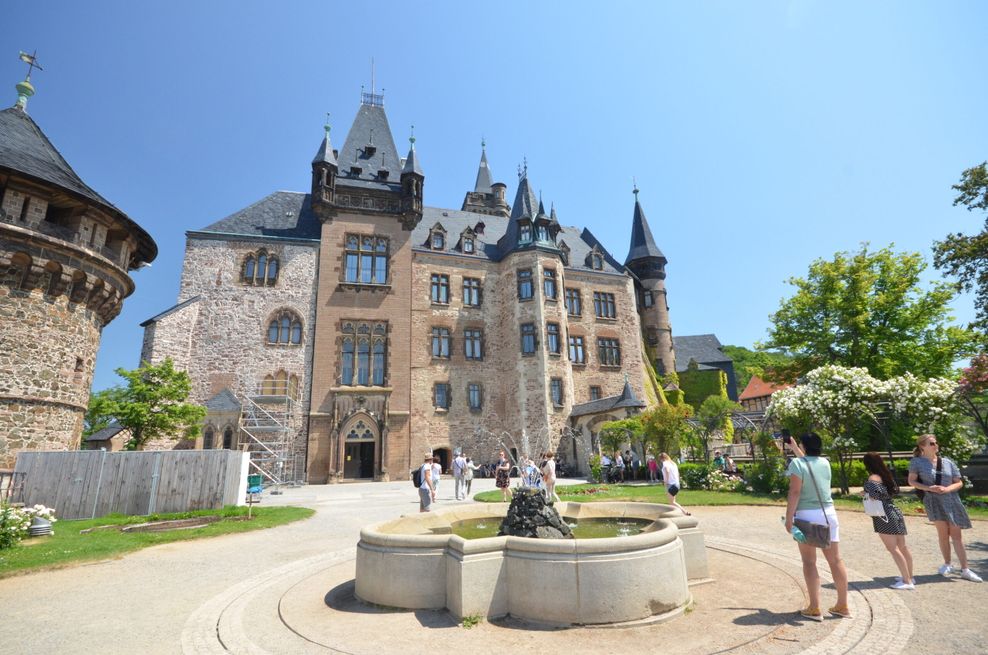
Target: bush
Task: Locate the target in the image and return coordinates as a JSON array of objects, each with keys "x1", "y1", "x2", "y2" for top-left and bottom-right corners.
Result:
[
  {"x1": 679, "y1": 463, "x2": 712, "y2": 490},
  {"x1": 588, "y1": 454, "x2": 602, "y2": 483},
  {"x1": 0, "y1": 504, "x2": 57, "y2": 549},
  {"x1": 707, "y1": 469, "x2": 747, "y2": 492},
  {"x1": 743, "y1": 461, "x2": 789, "y2": 495}
]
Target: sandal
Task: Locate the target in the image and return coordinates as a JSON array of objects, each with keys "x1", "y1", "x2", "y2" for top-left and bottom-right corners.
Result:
[
  {"x1": 828, "y1": 605, "x2": 852, "y2": 619},
  {"x1": 799, "y1": 607, "x2": 825, "y2": 622}
]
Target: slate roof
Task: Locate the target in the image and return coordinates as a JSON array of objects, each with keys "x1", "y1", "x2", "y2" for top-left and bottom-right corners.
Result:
[
  {"x1": 570, "y1": 381, "x2": 645, "y2": 418},
  {"x1": 139, "y1": 296, "x2": 200, "y2": 327},
  {"x1": 473, "y1": 148, "x2": 494, "y2": 193},
  {"x1": 335, "y1": 102, "x2": 402, "y2": 186},
  {"x1": 194, "y1": 191, "x2": 321, "y2": 241},
  {"x1": 84, "y1": 423, "x2": 126, "y2": 442},
  {"x1": 311, "y1": 127, "x2": 337, "y2": 166},
  {"x1": 625, "y1": 197, "x2": 665, "y2": 264},
  {"x1": 402, "y1": 142, "x2": 423, "y2": 176},
  {"x1": 673, "y1": 334, "x2": 732, "y2": 372},
  {"x1": 0, "y1": 106, "x2": 157, "y2": 264},
  {"x1": 205, "y1": 388, "x2": 241, "y2": 412}
]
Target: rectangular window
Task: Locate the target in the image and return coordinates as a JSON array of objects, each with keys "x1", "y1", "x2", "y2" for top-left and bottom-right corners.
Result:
[
  {"x1": 598, "y1": 338, "x2": 621, "y2": 366},
  {"x1": 590, "y1": 386, "x2": 602, "y2": 400},
  {"x1": 463, "y1": 237, "x2": 475, "y2": 254},
  {"x1": 431, "y1": 274, "x2": 450, "y2": 304},
  {"x1": 643, "y1": 290, "x2": 654, "y2": 308},
  {"x1": 543, "y1": 268, "x2": 557, "y2": 300},
  {"x1": 593, "y1": 292, "x2": 617, "y2": 318},
  {"x1": 518, "y1": 269, "x2": 533, "y2": 300},
  {"x1": 434, "y1": 383, "x2": 451, "y2": 409},
  {"x1": 568, "y1": 335, "x2": 586, "y2": 364},
  {"x1": 550, "y1": 378, "x2": 563, "y2": 406},
  {"x1": 464, "y1": 329, "x2": 483, "y2": 360},
  {"x1": 431, "y1": 327, "x2": 450, "y2": 358},
  {"x1": 463, "y1": 278, "x2": 481, "y2": 306},
  {"x1": 565, "y1": 288, "x2": 581, "y2": 316},
  {"x1": 521, "y1": 323, "x2": 537, "y2": 355},
  {"x1": 546, "y1": 323, "x2": 561, "y2": 354},
  {"x1": 344, "y1": 235, "x2": 389, "y2": 284},
  {"x1": 468, "y1": 383, "x2": 483, "y2": 410}
]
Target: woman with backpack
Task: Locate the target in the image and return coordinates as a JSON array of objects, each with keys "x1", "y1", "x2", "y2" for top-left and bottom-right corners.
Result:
[
  {"x1": 908, "y1": 434, "x2": 982, "y2": 582},
  {"x1": 862, "y1": 452, "x2": 914, "y2": 589}
]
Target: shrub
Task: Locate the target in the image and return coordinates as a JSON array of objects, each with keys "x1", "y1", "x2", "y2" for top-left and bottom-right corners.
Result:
[
  {"x1": 588, "y1": 454, "x2": 602, "y2": 483},
  {"x1": 679, "y1": 463, "x2": 712, "y2": 490},
  {"x1": 744, "y1": 461, "x2": 789, "y2": 495},
  {"x1": 0, "y1": 504, "x2": 56, "y2": 550},
  {"x1": 707, "y1": 469, "x2": 747, "y2": 492}
]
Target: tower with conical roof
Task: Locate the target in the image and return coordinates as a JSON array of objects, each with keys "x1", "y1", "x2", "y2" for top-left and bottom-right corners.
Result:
[
  {"x1": 310, "y1": 115, "x2": 338, "y2": 220},
  {"x1": 0, "y1": 56, "x2": 157, "y2": 466},
  {"x1": 461, "y1": 142, "x2": 509, "y2": 217},
  {"x1": 625, "y1": 187, "x2": 675, "y2": 375}
]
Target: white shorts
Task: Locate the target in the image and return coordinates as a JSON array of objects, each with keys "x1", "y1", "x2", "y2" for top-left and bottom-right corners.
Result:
[{"x1": 795, "y1": 506, "x2": 840, "y2": 543}]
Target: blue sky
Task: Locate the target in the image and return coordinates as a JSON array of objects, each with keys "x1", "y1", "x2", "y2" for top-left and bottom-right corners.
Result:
[{"x1": 4, "y1": 1, "x2": 986, "y2": 392}]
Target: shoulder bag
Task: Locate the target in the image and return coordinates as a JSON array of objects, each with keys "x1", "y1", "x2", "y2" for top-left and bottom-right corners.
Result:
[
  {"x1": 862, "y1": 488, "x2": 887, "y2": 521},
  {"x1": 914, "y1": 456, "x2": 941, "y2": 501},
  {"x1": 792, "y1": 458, "x2": 832, "y2": 549}
]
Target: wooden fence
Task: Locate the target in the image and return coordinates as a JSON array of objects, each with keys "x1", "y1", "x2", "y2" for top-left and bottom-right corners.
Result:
[{"x1": 13, "y1": 450, "x2": 248, "y2": 519}]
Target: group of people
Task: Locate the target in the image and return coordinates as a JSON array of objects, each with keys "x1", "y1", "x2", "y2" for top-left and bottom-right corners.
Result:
[
  {"x1": 711, "y1": 450, "x2": 740, "y2": 476},
  {"x1": 492, "y1": 450, "x2": 561, "y2": 503},
  {"x1": 783, "y1": 432, "x2": 981, "y2": 623},
  {"x1": 417, "y1": 451, "x2": 483, "y2": 511}
]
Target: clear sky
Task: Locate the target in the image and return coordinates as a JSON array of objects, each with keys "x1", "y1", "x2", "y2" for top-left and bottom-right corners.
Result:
[{"x1": 4, "y1": 1, "x2": 986, "y2": 392}]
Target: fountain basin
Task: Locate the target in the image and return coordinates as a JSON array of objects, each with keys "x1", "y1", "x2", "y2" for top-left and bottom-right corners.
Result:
[{"x1": 355, "y1": 501, "x2": 708, "y2": 625}]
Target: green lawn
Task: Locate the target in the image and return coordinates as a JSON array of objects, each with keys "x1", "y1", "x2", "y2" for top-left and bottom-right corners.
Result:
[
  {"x1": 0, "y1": 505, "x2": 314, "y2": 578},
  {"x1": 474, "y1": 484, "x2": 988, "y2": 519}
]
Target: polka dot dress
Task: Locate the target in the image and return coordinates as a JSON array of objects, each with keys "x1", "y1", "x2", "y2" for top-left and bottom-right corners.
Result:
[{"x1": 863, "y1": 480, "x2": 907, "y2": 535}]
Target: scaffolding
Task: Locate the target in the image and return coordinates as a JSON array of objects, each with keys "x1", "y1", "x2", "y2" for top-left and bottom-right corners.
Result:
[{"x1": 238, "y1": 379, "x2": 304, "y2": 486}]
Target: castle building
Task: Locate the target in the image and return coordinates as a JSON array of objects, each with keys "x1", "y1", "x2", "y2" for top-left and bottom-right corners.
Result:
[
  {"x1": 0, "y1": 68, "x2": 157, "y2": 467},
  {"x1": 141, "y1": 91, "x2": 674, "y2": 483}
]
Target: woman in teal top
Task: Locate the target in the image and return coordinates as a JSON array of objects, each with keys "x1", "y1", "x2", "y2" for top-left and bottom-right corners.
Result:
[{"x1": 783, "y1": 432, "x2": 850, "y2": 622}]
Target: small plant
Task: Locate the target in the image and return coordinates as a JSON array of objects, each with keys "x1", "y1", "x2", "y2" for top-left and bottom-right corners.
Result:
[
  {"x1": 0, "y1": 504, "x2": 57, "y2": 549},
  {"x1": 461, "y1": 614, "x2": 484, "y2": 629}
]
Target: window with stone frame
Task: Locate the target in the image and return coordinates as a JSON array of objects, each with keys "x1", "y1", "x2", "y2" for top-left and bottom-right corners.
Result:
[
  {"x1": 431, "y1": 231, "x2": 445, "y2": 250},
  {"x1": 521, "y1": 323, "x2": 537, "y2": 355},
  {"x1": 593, "y1": 292, "x2": 617, "y2": 319},
  {"x1": 519, "y1": 221, "x2": 532, "y2": 244},
  {"x1": 434, "y1": 382, "x2": 451, "y2": 409},
  {"x1": 590, "y1": 386, "x2": 602, "y2": 401},
  {"x1": 464, "y1": 328, "x2": 484, "y2": 361},
  {"x1": 223, "y1": 426, "x2": 235, "y2": 450},
  {"x1": 432, "y1": 327, "x2": 451, "y2": 359},
  {"x1": 340, "y1": 320, "x2": 388, "y2": 386},
  {"x1": 546, "y1": 323, "x2": 561, "y2": 354},
  {"x1": 344, "y1": 234, "x2": 389, "y2": 285},
  {"x1": 266, "y1": 310, "x2": 303, "y2": 345},
  {"x1": 203, "y1": 426, "x2": 215, "y2": 450},
  {"x1": 242, "y1": 249, "x2": 280, "y2": 286},
  {"x1": 598, "y1": 338, "x2": 621, "y2": 367},
  {"x1": 543, "y1": 268, "x2": 558, "y2": 300},
  {"x1": 565, "y1": 288, "x2": 582, "y2": 316},
  {"x1": 430, "y1": 273, "x2": 450, "y2": 304},
  {"x1": 462, "y1": 236, "x2": 475, "y2": 254},
  {"x1": 568, "y1": 334, "x2": 586, "y2": 364},
  {"x1": 643, "y1": 290, "x2": 654, "y2": 308},
  {"x1": 550, "y1": 378, "x2": 564, "y2": 406},
  {"x1": 468, "y1": 383, "x2": 483, "y2": 411},
  {"x1": 517, "y1": 269, "x2": 534, "y2": 300},
  {"x1": 463, "y1": 277, "x2": 482, "y2": 307}
]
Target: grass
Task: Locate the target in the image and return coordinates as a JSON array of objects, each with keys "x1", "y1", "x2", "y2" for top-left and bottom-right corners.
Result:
[
  {"x1": 0, "y1": 505, "x2": 314, "y2": 578},
  {"x1": 473, "y1": 485, "x2": 988, "y2": 519}
]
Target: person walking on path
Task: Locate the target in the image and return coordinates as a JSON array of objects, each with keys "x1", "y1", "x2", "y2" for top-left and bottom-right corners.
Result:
[
  {"x1": 908, "y1": 434, "x2": 983, "y2": 582},
  {"x1": 495, "y1": 450, "x2": 511, "y2": 501},
  {"x1": 452, "y1": 451, "x2": 467, "y2": 500},
  {"x1": 542, "y1": 451, "x2": 561, "y2": 504},
  {"x1": 659, "y1": 453, "x2": 690, "y2": 516},
  {"x1": 862, "y1": 452, "x2": 914, "y2": 589},
  {"x1": 463, "y1": 457, "x2": 480, "y2": 496},
  {"x1": 418, "y1": 455, "x2": 435, "y2": 512},
  {"x1": 783, "y1": 433, "x2": 849, "y2": 621}
]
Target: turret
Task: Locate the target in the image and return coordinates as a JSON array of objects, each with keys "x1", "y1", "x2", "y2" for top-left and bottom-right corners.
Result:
[
  {"x1": 624, "y1": 186, "x2": 675, "y2": 375},
  {"x1": 310, "y1": 115, "x2": 338, "y2": 221},
  {"x1": 400, "y1": 129, "x2": 424, "y2": 225},
  {"x1": 461, "y1": 141, "x2": 510, "y2": 217}
]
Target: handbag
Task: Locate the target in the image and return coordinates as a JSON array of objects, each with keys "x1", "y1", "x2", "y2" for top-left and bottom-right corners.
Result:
[
  {"x1": 792, "y1": 458, "x2": 832, "y2": 549},
  {"x1": 862, "y1": 492, "x2": 887, "y2": 520},
  {"x1": 914, "y1": 456, "x2": 941, "y2": 502}
]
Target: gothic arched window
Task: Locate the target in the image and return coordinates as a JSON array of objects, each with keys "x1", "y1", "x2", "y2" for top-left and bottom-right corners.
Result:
[
  {"x1": 203, "y1": 427, "x2": 215, "y2": 450},
  {"x1": 341, "y1": 338, "x2": 355, "y2": 385},
  {"x1": 266, "y1": 310, "x2": 303, "y2": 345},
  {"x1": 242, "y1": 249, "x2": 280, "y2": 286},
  {"x1": 223, "y1": 426, "x2": 234, "y2": 450}
]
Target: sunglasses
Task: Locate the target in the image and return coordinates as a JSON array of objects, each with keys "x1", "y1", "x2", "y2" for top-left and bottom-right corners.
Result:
[{"x1": 926, "y1": 441, "x2": 938, "y2": 446}]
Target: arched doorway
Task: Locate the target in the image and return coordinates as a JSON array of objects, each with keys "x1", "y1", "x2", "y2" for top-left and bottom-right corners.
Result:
[
  {"x1": 341, "y1": 414, "x2": 378, "y2": 479},
  {"x1": 433, "y1": 447, "x2": 451, "y2": 474}
]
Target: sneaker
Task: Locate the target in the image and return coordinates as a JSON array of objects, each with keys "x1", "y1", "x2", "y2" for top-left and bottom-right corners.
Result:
[
  {"x1": 799, "y1": 607, "x2": 825, "y2": 622},
  {"x1": 960, "y1": 569, "x2": 983, "y2": 583},
  {"x1": 828, "y1": 605, "x2": 852, "y2": 619},
  {"x1": 938, "y1": 564, "x2": 954, "y2": 576},
  {"x1": 889, "y1": 580, "x2": 915, "y2": 590}
]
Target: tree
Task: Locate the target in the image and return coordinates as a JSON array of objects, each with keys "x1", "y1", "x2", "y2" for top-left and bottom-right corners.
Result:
[
  {"x1": 640, "y1": 403, "x2": 693, "y2": 458},
  {"x1": 85, "y1": 359, "x2": 206, "y2": 451},
  {"x1": 691, "y1": 396, "x2": 742, "y2": 462},
  {"x1": 958, "y1": 353, "x2": 988, "y2": 442},
  {"x1": 597, "y1": 417, "x2": 644, "y2": 456},
  {"x1": 762, "y1": 243, "x2": 977, "y2": 381},
  {"x1": 933, "y1": 162, "x2": 988, "y2": 337},
  {"x1": 720, "y1": 345, "x2": 792, "y2": 391}
]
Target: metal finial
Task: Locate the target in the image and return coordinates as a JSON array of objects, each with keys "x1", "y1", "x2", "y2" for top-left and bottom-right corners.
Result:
[
  {"x1": 324, "y1": 112, "x2": 331, "y2": 136},
  {"x1": 19, "y1": 51, "x2": 43, "y2": 80},
  {"x1": 409, "y1": 124, "x2": 415, "y2": 146},
  {"x1": 632, "y1": 177, "x2": 639, "y2": 198},
  {"x1": 523, "y1": 156, "x2": 528, "y2": 175},
  {"x1": 517, "y1": 164, "x2": 522, "y2": 178}
]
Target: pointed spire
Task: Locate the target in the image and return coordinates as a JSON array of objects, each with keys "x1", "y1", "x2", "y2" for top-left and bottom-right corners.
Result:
[
  {"x1": 537, "y1": 196, "x2": 546, "y2": 217},
  {"x1": 402, "y1": 126, "x2": 423, "y2": 175},
  {"x1": 473, "y1": 139, "x2": 494, "y2": 193},
  {"x1": 312, "y1": 113, "x2": 338, "y2": 166},
  {"x1": 509, "y1": 166, "x2": 538, "y2": 219},
  {"x1": 624, "y1": 186, "x2": 666, "y2": 265},
  {"x1": 614, "y1": 377, "x2": 646, "y2": 409},
  {"x1": 549, "y1": 202, "x2": 558, "y2": 223}
]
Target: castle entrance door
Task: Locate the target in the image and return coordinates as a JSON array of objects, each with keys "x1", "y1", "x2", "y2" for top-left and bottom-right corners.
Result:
[{"x1": 342, "y1": 416, "x2": 378, "y2": 479}]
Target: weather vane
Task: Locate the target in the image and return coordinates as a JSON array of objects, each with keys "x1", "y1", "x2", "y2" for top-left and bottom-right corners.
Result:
[{"x1": 19, "y1": 51, "x2": 43, "y2": 79}]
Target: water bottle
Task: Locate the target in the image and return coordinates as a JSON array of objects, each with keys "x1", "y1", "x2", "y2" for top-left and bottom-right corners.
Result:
[{"x1": 782, "y1": 516, "x2": 806, "y2": 543}]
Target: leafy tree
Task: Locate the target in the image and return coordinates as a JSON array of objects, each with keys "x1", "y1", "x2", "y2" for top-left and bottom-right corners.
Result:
[
  {"x1": 762, "y1": 243, "x2": 977, "y2": 381},
  {"x1": 720, "y1": 345, "x2": 792, "y2": 391},
  {"x1": 597, "y1": 417, "x2": 644, "y2": 456},
  {"x1": 640, "y1": 403, "x2": 693, "y2": 458},
  {"x1": 933, "y1": 162, "x2": 988, "y2": 337},
  {"x1": 691, "y1": 396, "x2": 742, "y2": 462},
  {"x1": 85, "y1": 359, "x2": 206, "y2": 451},
  {"x1": 958, "y1": 353, "x2": 988, "y2": 442}
]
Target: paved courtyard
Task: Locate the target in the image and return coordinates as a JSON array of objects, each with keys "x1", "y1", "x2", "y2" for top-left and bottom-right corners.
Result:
[{"x1": 0, "y1": 478, "x2": 985, "y2": 654}]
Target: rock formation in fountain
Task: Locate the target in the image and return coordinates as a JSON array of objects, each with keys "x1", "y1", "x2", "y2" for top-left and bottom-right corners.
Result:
[{"x1": 498, "y1": 488, "x2": 573, "y2": 539}]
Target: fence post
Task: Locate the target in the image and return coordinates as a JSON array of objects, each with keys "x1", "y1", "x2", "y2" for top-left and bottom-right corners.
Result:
[
  {"x1": 91, "y1": 448, "x2": 108, "y2": 519},
  {"x1": 148, "y1": 452, "x2": 163, "y2": 515}
]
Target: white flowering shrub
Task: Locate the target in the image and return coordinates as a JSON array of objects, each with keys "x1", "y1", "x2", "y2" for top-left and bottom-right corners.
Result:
[{"x1": 0, "y1": 504, "x2": 57, "y2": 549}]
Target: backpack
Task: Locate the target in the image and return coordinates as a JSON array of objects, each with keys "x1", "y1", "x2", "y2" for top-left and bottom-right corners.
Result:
[{"x1": 412, "y1": 466, "x2": 422, "y2": 488}]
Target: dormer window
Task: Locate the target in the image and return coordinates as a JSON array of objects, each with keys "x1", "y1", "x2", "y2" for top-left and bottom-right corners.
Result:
[
  {"x1": 350, "y1": 165, "x2": 362, "y2": 176},
  {"x1": 592, "y1": 254, "x2": 603, "y2": 270},
  {"x1": 431, "y1": 232, "x2": 445, "y2": 250},
  {"x1": 364, "y1": 144, "x2": 377, "y2": 157},
  {"x1": 519, "y1": 223, "x2": 532, "y2": 243},
  {"x1": 463, "y1": 237, "x2": 475, "y2": 254},
  {"x1": 377, "y1": 169, "x2": 389, "y2": 180},
  {"x1": 536, "y1": 225, "x2": 549, "y2": 242}
]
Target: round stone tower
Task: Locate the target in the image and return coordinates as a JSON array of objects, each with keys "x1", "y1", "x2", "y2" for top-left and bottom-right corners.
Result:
[{"x1": 0, "y1": 66, "x2": 157, "y2": 467}]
